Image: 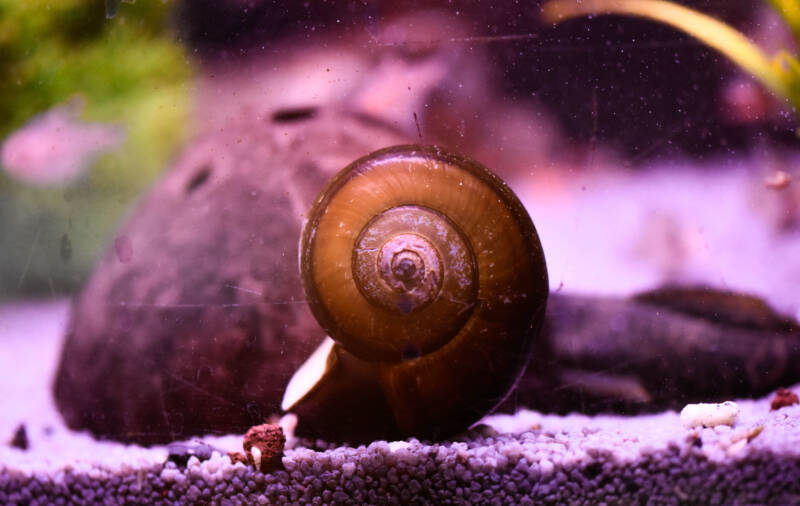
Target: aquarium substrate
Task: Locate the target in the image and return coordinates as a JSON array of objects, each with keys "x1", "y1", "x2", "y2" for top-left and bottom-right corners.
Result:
[{"x1": 2, "y1": 301, "x2": 799, "y2": 505}]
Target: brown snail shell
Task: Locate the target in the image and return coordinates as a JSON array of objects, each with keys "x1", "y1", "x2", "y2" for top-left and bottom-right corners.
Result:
[{"x1": 283, "y1": 145, "x2": 549, "y2": 441}]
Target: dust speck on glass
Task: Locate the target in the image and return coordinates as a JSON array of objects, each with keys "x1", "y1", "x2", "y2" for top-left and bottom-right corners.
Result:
[{"x1": 2, "y1": 1, "x2": 800, "y2": 504}]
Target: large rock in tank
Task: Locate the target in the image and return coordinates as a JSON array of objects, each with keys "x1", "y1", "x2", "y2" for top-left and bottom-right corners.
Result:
[{"x1": 53, "y1": 108, "x2": 407, "y2": 444}]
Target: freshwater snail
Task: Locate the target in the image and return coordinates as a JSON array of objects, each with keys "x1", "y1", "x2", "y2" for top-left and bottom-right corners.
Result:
[{"x1": 282, "y1": 145, "x2": 549, "y2": 442}]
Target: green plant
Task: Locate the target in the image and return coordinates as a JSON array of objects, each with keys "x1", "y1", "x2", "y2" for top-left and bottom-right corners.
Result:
[
  {"x1": 542, "y1": 0, "x2": 800, "y2": 115},
  {"x1": 0, "y1": 0, "x2": 191, "y2": 298}
]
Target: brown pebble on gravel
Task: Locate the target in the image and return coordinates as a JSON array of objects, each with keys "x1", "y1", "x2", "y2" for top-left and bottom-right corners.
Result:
[
  {"x1": 243, "y1": 424, "x2": 285, "y2": 473},
  {"x1": 9, "y1": 424, "x2": 28, "y2": 450},
  {"x1": 770, "y1": 388, "x2": 799, "y2": 410},
  {"x1": 228, "y1": 451, "x2": 249, "y2": 466}
]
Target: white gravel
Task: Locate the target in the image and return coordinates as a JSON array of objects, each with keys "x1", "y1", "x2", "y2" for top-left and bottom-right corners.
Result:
[{"x1": 2, "y1": 299, "x2": 800, "y2": 504}]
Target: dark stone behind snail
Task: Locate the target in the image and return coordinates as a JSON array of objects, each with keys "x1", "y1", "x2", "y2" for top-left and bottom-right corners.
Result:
[{"x1": 53, "y1": 109, "x2": 409, "y2": 444}]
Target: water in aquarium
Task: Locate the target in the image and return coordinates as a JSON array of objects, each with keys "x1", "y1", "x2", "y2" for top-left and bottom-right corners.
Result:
[{"x1": 2, "y1": 1, "x2": 800, "y2": 503}]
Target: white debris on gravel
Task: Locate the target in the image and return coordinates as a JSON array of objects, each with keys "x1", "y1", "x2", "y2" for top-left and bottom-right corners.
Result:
[{"x1": 679, "y1": 401, "x2": 740, "y2": 428}]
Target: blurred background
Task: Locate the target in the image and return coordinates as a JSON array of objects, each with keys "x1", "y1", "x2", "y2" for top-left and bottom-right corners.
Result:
[
  {"x1": 2, "y1": 0, "x2": 799, "y2": 303},
  {"x1": 0, "y1": 0, "x2": 189, "y2": 298}
]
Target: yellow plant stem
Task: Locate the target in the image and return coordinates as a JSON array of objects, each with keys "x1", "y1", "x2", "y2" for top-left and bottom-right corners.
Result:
[
  {"x1": 542, "y1": 0, "x2": 791, "y2": 101},
  {"x1": 767, "y1": 0, "x2": 800, "y2": 42}
]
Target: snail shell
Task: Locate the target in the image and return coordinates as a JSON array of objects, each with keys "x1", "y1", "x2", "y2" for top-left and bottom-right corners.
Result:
[{"x1": 283, "y1": 145, "x2": 549, "y2": 441}]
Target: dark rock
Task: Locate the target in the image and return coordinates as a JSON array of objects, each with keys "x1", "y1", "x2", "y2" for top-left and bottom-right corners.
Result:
[
  {"x1": 9, "y1": 424, "x2": 28, "y2": 450},
  {"x1": 506, "y1": 292, "x2": 800, "y2": 415},
  {"x1": 166, "y1": 441, "x2": 220, "y2": 467},
  {"x1": 53, "y1": 108, "x2": 408, "y2": 444},
  {"x1": 770, "y1": 388, "x2": 799, "y2": 411}
]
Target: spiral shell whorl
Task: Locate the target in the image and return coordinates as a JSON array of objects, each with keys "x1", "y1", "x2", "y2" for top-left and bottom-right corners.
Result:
[{"x1": 300, "y1": 145, "x2": 548, "y2": 437}]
